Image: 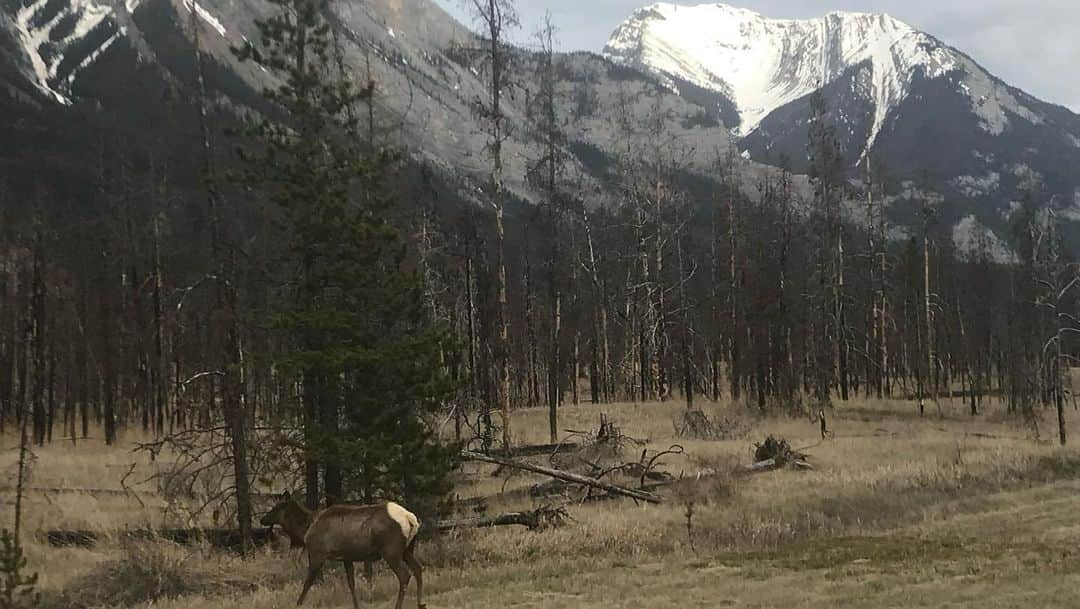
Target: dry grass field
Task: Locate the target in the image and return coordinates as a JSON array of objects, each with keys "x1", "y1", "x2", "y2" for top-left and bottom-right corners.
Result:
[{"x1": 4, "y1": 395, "x2": 1080, "y2": 608}]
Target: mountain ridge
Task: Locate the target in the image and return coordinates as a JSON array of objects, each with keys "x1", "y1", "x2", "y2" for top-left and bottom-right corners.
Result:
[
  {"x1": 604, "y1": 1, "x2": 1080, "y2": 249},
  {"x1": 602, "y1": 1, "x2": 1060, "y2": 157},
  {"x1": 3, "y1": 0, "x2": 1079, "y2": 255}
]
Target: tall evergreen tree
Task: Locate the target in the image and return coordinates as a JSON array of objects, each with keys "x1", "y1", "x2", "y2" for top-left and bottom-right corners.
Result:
[{"x1": 233, "y1": 0, "x2": 458, "y2": 511}]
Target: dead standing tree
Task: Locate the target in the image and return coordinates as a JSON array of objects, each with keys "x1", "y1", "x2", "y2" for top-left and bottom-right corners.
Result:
[
  {"x1": 1036, "y1": 209, "x2": 1075, "y2": 446},
  {"x1": 465, "y1": 0, "x2": 519, "y2": 451},
  {"x1": 806, "y1": 87, "x2": 848, "y2": 405},
  {"x1": 526, "y1": 13, "x2": 568, "y2": 441},
  {"x1": 187, "y1": 3, "x2": 253, "y2": 550},
  {"x1": 612, "y1": 84, "x2": 656, "y2": 403},
  {"x1": 918, "y1": 204, "x2": 941, "y2": 416}
]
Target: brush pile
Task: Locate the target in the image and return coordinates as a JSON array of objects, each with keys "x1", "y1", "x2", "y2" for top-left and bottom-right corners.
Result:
[{"x1": 750, "y1": 436, "x2": 813, "y2": 471}]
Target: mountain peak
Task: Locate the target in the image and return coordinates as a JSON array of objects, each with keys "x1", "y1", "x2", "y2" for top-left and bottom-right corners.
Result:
[{"x1": 604, "y1": 2, "x2": 958, "y2": 154}]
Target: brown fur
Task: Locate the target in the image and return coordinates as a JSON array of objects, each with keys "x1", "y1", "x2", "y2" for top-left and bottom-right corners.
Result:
[{"x1": 261, "y1": 492, "x2": 425, "y2": 609}]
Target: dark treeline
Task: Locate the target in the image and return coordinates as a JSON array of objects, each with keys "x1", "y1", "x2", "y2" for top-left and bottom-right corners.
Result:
[{"x1": 0, "y1": 0, "x2": 1075, "y2": 546}]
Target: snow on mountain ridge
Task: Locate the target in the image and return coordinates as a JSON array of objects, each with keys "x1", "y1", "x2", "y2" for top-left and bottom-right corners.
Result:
[
  {"x1": 604, "y1": 2, "x2": 962, "y2": 154},
  {"x1": 15, "y1": 0, "x2": 117, "y2": 103}
]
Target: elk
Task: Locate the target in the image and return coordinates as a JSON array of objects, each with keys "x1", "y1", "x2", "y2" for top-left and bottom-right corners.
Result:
[{"x1": 260, "y1": 491, "x2": 426, "y2": 609}]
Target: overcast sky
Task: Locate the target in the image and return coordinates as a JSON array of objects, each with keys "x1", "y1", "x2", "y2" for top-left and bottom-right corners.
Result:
[{"x1": 433, "y1": 0, "x2": 1080, "y2": 112}]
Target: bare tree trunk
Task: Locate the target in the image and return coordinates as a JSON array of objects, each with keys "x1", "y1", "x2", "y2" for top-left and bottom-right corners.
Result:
[
  {"x1": 1057, "y1": 323, "x2": 1067, "y2": 445},
  {"x1": 464, "y1": 250, "x2": 485, "y2": 448},
  {"x1": 30, "y1": 221, "x2": 46, "y2": 446},
  {"x1": 727, "y1": 193, "x2": 740, "y2": 401},
  {"x1": 523, "y1": 250, "x2": 540, "y2": 408},
  {"x1": 475, "y1": 0, "x2": 515, "y2": 451},
  {"x1": 101, "y1": 278, "x2": 116, "y2": 445},
  {"x1": 836, "y1": 221, "x2": 849, "y2": 401},
  {"x1": 1, "y1": 253, "x2": 15, "y2": 435},
  {"x1": 879, "y1": 204, "x2": 889, "y2": 398},
  {"x1": 191, "y1": 8, "x2": 251, "y2": 551},
  {"x1": 46, "y1": 340, "x2": 55, "y2": 443},
  {"x1": 548, "y1": 257, "x2": 561, "y2": 442},
  {"x1": 78, "y1": 267, "x2": 89, "y2": 439},
  {"x1": 152, "y1": 213, "x2": 167, "y2": 437},
  {"x1": 569, "y1": 224, "x2": 580, "y2": 406},
  {"x1": 677, "y1": 225, "x2": 693, "y2": 410},
  {"x1": 866, "y1": 160, "x2": 883, "y2": 399},
  {"x1": 637, "y1": 205, "x2": 651, "y2": 402},
  {"x1": 653, "y1": 172, "x2": 667, "y2": 401},
  {"x1": 14, "y1": 387, "x2": 31, "y2": 538},
  {"x1": 710, "y1": 206, "x2": 721, "y2": 402},
  {"x1": 581, "y1": 206, "x2": 609, "y2": 402},
  {"x1": 923, "y1": 232, "x2": 934, "y2": 409}
]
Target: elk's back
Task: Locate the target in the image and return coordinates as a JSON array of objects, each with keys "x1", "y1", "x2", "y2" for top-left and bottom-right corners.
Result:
[{"x1": 304, "y1": 502, "x2": 415, "y2": 562}]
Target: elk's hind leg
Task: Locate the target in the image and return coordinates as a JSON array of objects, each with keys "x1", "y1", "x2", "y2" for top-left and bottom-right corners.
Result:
[
  {"x1": 364, "y1": 560, "x2": 375, "y2": 599},
  {"x1": 404, "y1": 546, "x2": 426, "y2": 609},
  {"x1": 344, "y1": 561, "x2": 361, "y2": 609},
  {"x1": 296, "y1": 559, "x2": 324, "y2": 607},
  {"x1": 385, "y1": 556, "x2": 412, "y2": 609}
]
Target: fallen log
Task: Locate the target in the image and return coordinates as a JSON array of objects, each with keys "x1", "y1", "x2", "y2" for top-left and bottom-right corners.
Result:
[
  {"x1": 45, "y1": 527, "x2": 276, "y2": 550},
  {"x1": 435, "y1": 506, "x2": 569, "y2": 532},
  {"x1": 462, "y1": 450, "x2": 664, "y2": 504},
  {"x1": 748, "y1": 458, "x2": 814, "y2": 473},
  {"x1": 483, "y1": 442, "x2": 581, "y2": 458},
  {"x1": 1, "y1": 486, "x2": 156, "y2": 497},
  {"x1": 578, "y1": 481, "x2": 675, "y2": 504}
]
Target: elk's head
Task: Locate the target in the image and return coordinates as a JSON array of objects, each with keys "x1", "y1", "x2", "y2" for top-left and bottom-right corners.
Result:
[{"x1": 260, "y1": 490, "x2": 294, "y2": 527}]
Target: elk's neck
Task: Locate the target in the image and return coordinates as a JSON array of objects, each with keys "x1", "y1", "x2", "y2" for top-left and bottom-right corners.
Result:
[{"x1": 282, "y1": 501, "x2": 315, "y2": 546}]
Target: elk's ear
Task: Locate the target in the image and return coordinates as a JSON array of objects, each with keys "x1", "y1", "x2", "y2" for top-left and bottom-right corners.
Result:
[{"x1": 280, "y1": 490, "x2": 291, "y2": 500}]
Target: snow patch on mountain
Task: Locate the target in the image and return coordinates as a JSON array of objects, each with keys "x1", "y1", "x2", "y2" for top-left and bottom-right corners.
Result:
[
  {"x1": 1061, "y1": 190, "x2": 1080, "y2": 222},
  {"x1": 1009, "y1": 163, "x2": 1042, "y2": 189},
  {"x1": 183, "y1": 0, "x2": 226, "y2": 37},
  {"x1": 953, "y1": 215, "x2": 1014, "y2": 263},
  {"x1": 15, "y1": 0, "x2": 114, "y2": 103},
  {"x1": 956, "y1": 55, "x2": 1042, "y2": 135},
  {"x1": 65, "y1": 30, "x2": 119, "y2": 84},
  {"x1": 889, "y1": 180, "x2": 944, "y2": 207},
  {"x1": 951, "y1": 172, "x2": 1000, "y2": 198}
]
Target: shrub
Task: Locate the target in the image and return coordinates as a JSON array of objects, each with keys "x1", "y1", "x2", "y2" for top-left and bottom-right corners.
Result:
[
  {"x1": 0, "y1": 529, "x2": 39, "y2": 609},
  {"x1": 53, "y1": 540, "x2": 256, "y2": 608}
]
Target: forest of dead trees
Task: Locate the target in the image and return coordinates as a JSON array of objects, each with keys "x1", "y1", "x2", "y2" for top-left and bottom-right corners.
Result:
[{"x1": 0, "y1": 0, "x2": 1077, "y2": 546}]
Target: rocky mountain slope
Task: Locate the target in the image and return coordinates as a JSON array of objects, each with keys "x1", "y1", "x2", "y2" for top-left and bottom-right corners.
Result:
[
  {"x1": 5, "y1": 0, "x2": 1078, "y2": 254},
  {"x1": 1, "y1": 0, "x2": 784, "y2": 218}
]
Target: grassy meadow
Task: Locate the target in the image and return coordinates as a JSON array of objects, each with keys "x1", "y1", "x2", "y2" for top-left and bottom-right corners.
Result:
[{"x1": 3, "y1": 394, "x2": 1080, "y2": 608}]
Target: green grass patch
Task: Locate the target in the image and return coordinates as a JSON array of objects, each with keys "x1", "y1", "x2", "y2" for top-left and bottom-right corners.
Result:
[{"x1": 712, "y1": 535, "x2": 970, "y2": 572}]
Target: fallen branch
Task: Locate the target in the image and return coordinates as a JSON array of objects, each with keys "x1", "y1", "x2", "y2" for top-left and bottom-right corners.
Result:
[
  {"x1": 45, "y1": 527, "x2": 276, "y2": 549},
  {"x1": 435, "y1": 506, "x2": 569, "y2": 532},
  {"x1": 483, "y1": 442, "x2": 581, "y2": 459},
  {"x1": 578, "y1": 481, "x2": 675, "y2": 504},
  {"x1": 748, "y1": 458, "x2": 814, "y2": 473},
  {"x1": 462, "y1": 451, "x2": 664, "y2": 504},
  {"x1": 0, "y1": 486, "x2": 158, "y2": 498}
]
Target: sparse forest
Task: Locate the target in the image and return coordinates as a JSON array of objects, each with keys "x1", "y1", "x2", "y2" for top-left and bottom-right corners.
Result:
[{"x1": 2, "y1": 0, "x2": 1080, "y2": 607}]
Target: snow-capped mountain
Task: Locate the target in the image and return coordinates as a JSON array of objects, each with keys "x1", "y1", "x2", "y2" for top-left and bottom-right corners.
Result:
[
  {"x1": 607, "y1": 4, "x2": 950, "y2": 145},
  {"x1": 605, "y1": 2, "x2": 1080, "y2": 242},
  {"x1": 606, "y1": 3, "x2": 1056, "y2": 154},
  {"x1": 3, "y1": 0, "x2": 1079, "y2": 253}
]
